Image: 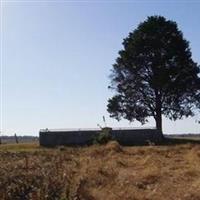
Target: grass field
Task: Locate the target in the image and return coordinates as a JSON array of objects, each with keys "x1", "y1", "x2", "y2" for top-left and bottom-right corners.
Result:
[{"x1": 0, "y1": 139, "x2": 200, "y2": 200}]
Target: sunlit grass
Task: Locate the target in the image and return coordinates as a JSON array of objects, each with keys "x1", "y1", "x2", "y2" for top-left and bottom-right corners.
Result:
[
  {"x1": 0, "y1": 142, "x2": 40, "y2": 152},
  {"x1": 0, "y1": 141, "x2": 200, "y2": 199}
]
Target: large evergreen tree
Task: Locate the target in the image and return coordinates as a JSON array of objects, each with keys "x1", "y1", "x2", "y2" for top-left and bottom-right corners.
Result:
[{"x1": 107, "y1": 16, "x2": 200, "y2": 133}]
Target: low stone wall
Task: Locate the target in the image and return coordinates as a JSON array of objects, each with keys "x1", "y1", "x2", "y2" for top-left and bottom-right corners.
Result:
[
  {"x1": 39, "y1": 128, "x2": 163, "y2": 147},
  {"x1": 112, "y1": 129, "x2": 162, "y2": 145},
  {"x1": 40, "y1": 130, "x2": 99, "y2": 147}
]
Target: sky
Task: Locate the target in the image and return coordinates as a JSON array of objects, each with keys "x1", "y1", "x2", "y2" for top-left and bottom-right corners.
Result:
[{"x1": 1, "y1": 0, "x2": 200, "y2": 136}]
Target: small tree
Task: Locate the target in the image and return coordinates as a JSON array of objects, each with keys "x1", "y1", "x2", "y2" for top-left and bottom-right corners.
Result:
[{"x1": 107, "y1": 16, "x2": 200, "y2": 133}]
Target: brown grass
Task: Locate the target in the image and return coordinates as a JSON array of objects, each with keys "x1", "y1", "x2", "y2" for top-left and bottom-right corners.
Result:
[{"x1": 0, "y1": 142, "x2": 200, "y2": 199}]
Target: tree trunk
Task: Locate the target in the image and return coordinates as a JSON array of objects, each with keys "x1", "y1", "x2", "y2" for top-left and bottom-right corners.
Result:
[
  {"x1": 155, "y1": 110, "x2": 162, "y2": 132},
  {"x1": 155, "y1": 90, "x2": 163, "y2": 136}
]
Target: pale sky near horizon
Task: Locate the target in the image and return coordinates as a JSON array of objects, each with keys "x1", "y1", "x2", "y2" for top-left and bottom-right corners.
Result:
[{"x1": 1, "y1": 0, "x2": 200, "y2": 136}]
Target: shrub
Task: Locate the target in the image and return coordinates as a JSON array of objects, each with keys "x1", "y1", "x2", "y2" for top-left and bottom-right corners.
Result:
[{"x1": 93, "y1": 127, "x2": 112, "y2": 144}]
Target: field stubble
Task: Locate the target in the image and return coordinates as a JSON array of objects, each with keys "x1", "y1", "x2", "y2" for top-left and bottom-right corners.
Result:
[{"x1": 0, "y1": 141, "x2": 200, "y2": 200}]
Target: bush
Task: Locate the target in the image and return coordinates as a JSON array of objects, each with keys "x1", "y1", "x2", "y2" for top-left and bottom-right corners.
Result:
[{"x1": 93, "y1": 127, "x2": 112, "y2": 144}]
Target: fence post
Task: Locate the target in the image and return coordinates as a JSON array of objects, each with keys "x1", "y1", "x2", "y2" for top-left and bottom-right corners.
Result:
[{"x1": 14, "y1": 133, "x2": 19, "y2": 143}]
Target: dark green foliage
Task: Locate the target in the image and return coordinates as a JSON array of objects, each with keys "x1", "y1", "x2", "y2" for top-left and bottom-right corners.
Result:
[
  {"x1": 93, "y1": 127, "x2": 112, "y2": 144},
  {"x1": 107, "y1": 16, "x2": 200, "y2": 132}
]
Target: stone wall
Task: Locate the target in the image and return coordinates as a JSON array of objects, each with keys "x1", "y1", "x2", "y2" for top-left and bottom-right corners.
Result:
[
  {"x1": 111, "y1": 129, "x2": 162, "y2": 145},
  {"x1": 39, "y1": 130, "x2": 99, "y2": 147},
  {"x1": 39, "y1": 128, "x2": 163, "y2": 147}
]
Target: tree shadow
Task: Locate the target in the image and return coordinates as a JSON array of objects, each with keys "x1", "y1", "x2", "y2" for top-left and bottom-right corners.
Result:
[{"x1": 162, "y1": 136, "x2": 200, "y2": 145}]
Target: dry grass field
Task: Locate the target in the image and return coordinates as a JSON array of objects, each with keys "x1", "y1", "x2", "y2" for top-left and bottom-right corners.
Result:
[{"x1": 0, "y1": 140, "x2": 200, "y2": 200}]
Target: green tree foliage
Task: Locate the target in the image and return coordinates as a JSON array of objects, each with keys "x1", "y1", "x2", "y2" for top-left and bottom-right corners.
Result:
[{"x1": 107, "y1": 16, "x2": 200, "y2": 132}]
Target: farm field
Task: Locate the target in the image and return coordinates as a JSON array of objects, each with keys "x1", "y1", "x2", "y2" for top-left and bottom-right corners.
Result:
[{"x1": 0, "y1": 140, "x2": 200, "y2": 200}]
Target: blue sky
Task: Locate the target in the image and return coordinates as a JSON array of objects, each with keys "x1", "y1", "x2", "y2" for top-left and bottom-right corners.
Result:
[{"x1": 1, "y1": 0, "x2": 200, "y2": 135}]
